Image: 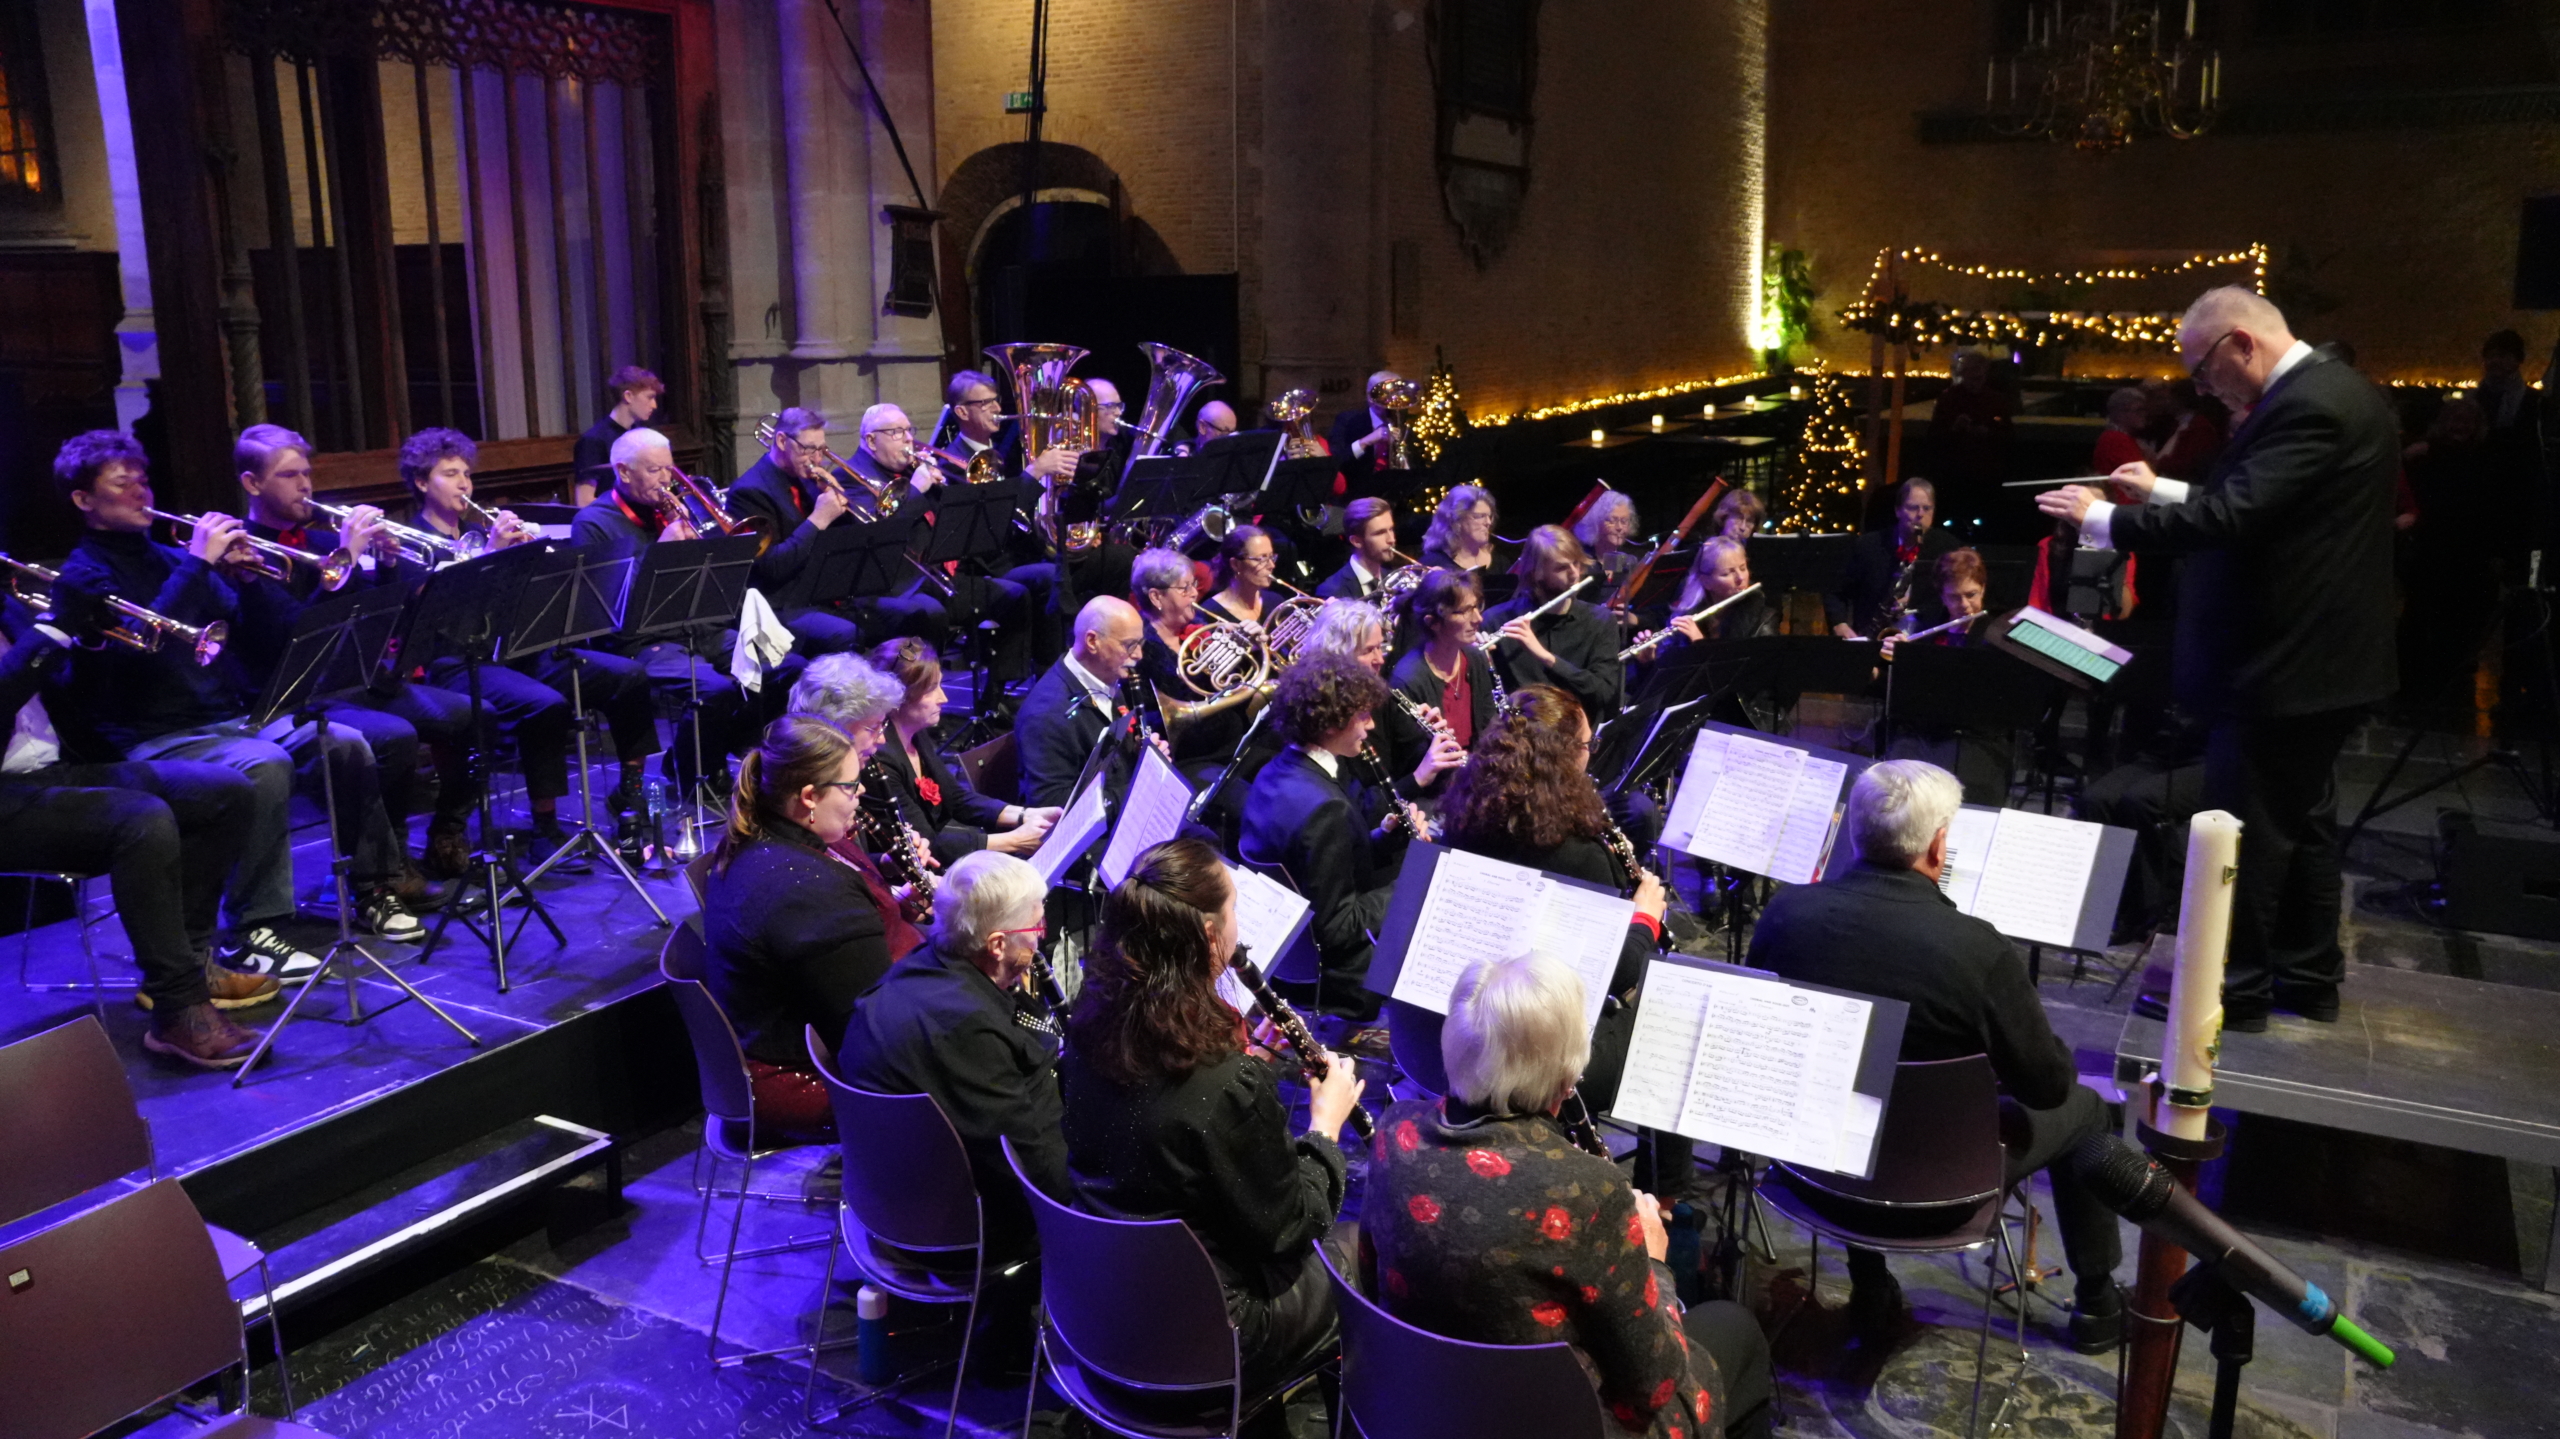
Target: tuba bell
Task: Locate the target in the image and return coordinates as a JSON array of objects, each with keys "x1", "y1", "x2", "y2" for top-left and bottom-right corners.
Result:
[
  {"x1": 1124, "y1": 342, "x2": 1225, "y2": 479},
  {"x1": 986, "y1": 342, "x2": 1099, "y2": 473}
]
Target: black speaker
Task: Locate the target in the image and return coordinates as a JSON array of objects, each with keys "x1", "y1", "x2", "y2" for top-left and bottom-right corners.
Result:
[
  {"x1": 2515, "y1": 196, "x2": 2560, "y2": 311},
  {"x1": 2438, "y1": 809, "x2": 2560, "y2": 940}
]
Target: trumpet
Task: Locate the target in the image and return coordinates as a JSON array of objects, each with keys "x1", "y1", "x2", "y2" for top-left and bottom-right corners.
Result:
[
  {"x1": 456, "y1": 499, "x2": 540, "y2": 555},
  {"x1": 0, "y1": 554, "x2": 227, "y2": 666},
  {"x1": 1618, "y1": 582, "x2": 1764, "y2": 661},
  {"x1": 145, "y1": 508, "x2": 348, "y2": 589},
  {"x1": 1476, "y1": 575, "x2": 1595, "y2": 653},
  {"x1": 308, "y1": 501, "x2": 461, "y2": 567},
  {"x1": 668, "y1": 471, "x2": 768, "y2": 541}
]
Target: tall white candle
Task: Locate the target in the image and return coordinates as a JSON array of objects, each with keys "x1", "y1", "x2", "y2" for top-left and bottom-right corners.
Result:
[
  {"x1": 2157, "y1": 810, "x2": 2242, "y2": 1140},
  {"x1": 2185, "y1": 0, "x2": 2196, "y2": 36}
]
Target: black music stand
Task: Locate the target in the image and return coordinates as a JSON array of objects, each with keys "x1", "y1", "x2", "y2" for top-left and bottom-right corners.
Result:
[
  {"x1": 807, "y1": 511, "x2": 930, "y2": 610},
  {"x1": 1746, "y1": 533, "x2": 1857, "y2": 599},
  {"x1": 620, "y1": 533, "x2": 762, "y2": 840},
  {"x1": 1113, "y1": 455, "x2": 1202, "y2": 536},
  {"x1": 505, "y1": 545, "x2": 665, "y2": 918},
  {"x1": 400, "y1": 544, "x2": 569, "y2": 990},
  {"x1": 1195, "y1": 431, "x2": 1283, "y2": 500},
  {"x1": 1260, "y1": 454, "x2": 1343, "y2": 516},
  {"x1": 234, "y1": 583, "x2": 481, "y2": 1081}
]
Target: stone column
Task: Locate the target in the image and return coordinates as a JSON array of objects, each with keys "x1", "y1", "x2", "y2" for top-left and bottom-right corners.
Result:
[{"x1": 1259, "y1": 0, "x2": 1376, "y2": 415}]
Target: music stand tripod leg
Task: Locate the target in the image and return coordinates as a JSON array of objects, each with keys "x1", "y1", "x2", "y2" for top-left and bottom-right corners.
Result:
[
  {"x1": 416, "y1": 647, "x2": 567, "y2": 991},
  {"x1": 522, "y1": 662, "x2": 670, "y2": 924}
]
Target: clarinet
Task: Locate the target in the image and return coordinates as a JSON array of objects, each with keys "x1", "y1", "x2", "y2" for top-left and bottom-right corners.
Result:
[
  {"x1": 1598, "y1": 818, "x2": 1646, "y2": 900},
  {"x1": 1027, "y1": 948, "x2": 1068, "y2": 1022},
  {"x1": 1560, "y1": 1087, "x2": 1613, "y2": 1160},
  {"x1": 858, "y1": 764, "x2": 938, "y2": 921},
  {"x1": 1230, "y1": 945, "x2": 1376, "y2": 1141},
  {"x1": 1360, "y1": 742, "x2": 1435, "y2": 843},
  {"x1": 1393, "y1": 692, "x2": 1460, "y2": 750}
]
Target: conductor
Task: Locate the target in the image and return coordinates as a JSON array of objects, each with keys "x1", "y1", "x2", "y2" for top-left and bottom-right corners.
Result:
[{"x1": 2037, "y1": 286, "x2": 2396, "y2": 1030}]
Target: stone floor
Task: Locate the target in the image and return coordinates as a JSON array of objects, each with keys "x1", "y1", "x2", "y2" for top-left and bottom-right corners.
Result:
[{"x1": 145, "y1": 714, "x2": 2560, "y2": 1436}]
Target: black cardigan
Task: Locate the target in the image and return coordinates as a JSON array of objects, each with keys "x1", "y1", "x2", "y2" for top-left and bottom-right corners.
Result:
[
  {"x1": 700, "y1": 817, "x2": 893, "y2": 1070},
  {"x1": 871, "y1": 729, "x2": 1013, "y2": 867}
]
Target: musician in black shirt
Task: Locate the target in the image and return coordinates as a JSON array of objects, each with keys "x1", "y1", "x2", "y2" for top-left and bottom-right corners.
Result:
[
  {"x1": 1828, "y1": 478, "x2": 1953, "y2": 639},
  {"x1": 863, "y1": 638, "x2": 1057, "y2": 866},
  {"x1": 1483, "y1": 526, "x2": 1624, "y2": 720},
  {"x1": 570, "y1": 365, "x2": 660, "y2": 507}
]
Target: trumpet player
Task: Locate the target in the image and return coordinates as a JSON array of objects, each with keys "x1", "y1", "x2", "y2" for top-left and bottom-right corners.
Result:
[
  {"x1": 1484, "y1": 526, "x2": 1624, "y2": 719},
  {"x1": 571, "y1": 427, "x2": 750, "y2": 805},
  {"x1": 728, "y1": 406, "x2": 945, "y2": 660}
]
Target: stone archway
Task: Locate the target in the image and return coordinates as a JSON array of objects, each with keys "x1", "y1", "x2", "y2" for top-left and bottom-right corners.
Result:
[{"x1": 933, "y1": 143, "x2": 1187, "y2": 375}]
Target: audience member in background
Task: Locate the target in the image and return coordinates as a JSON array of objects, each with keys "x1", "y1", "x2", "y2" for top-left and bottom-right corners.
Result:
[
  {"x1": 2399, "y1": 395, "x2": 2502, "y2": 716},
  {"x1": 1925, "y1": 350, "x2": 2015, "y2": 516},
  {"x1": 1061, "y1": 838, "x2": 1362, "y2": 1398},
  {"x1": 862, "y1": 639, "x2": 1058, "y2": 867},
  {"x1": 1361, "y1": 951, "x2": 1774, "y2": 1439},
  {"x1": 699, "y1": 715, "x2": 893, "y2": 1142},
  {"x1": 2094, "y1": 387, "x2": 2155, "y2": 473},
  {"x1": 840, "y1": 849, "x2": 1064, "y2": 1264},
  {"x1": 1421, "y1": 483, "x2": 1501, "y2": 578},
  {"x1": 1749, "y1": 761, "x2": 2122, "y2": 1354},
  {"x1": 2479, "y1": 328, "x2": 2547, "y2": 574}
]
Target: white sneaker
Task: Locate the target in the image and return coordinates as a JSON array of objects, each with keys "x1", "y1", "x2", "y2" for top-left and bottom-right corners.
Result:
[
  {"x1": 359, "y1": 891, "x2": 424, "y2": 941},
  {"x1": 219, "y1": 926, "x2": 322, "y2": 978}
]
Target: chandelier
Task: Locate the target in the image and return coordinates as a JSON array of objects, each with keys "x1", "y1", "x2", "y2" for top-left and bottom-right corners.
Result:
[{"x1": 1988, "y1": 1, "x2": 2221, "y2": 152}]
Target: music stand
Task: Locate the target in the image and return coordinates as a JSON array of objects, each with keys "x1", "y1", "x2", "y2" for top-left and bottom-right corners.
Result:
[
  {"x1": 807, "y1": 511, "x2": 930, "y2": 610},
  {"x1": 504, "y1": 546, "x2": 665, "y2": 919},
  {"x1": 1195, "y1": 430, "x2": 1282, "y2": 500},
  {"x1": 398, "y1": 544, "x2": 569, "y2": 990},
  {"x1": 1259, "y1": 454, "x2": 1343, "y2": 517},
  {"x1": 233, "y1": 582, "x2": 481, "y2": 1081},
  {"x1": 1113, "y1": 455, "x2": 1200, "y2": 535},
  {"x1": 620, "y1": 533, "x2": 762, "y2": 842}
]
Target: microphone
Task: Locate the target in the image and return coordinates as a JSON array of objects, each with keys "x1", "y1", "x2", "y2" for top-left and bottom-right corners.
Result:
[{"x1": 2071, "y1": 1134, "x2": 2394, "y2": 1368}]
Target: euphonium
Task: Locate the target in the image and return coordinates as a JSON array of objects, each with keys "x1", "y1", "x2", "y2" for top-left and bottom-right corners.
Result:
[
  {"x1": 1368, "y1": 375, "x2": 1423, "y2": 471},
  {"x1": 1124, "y1": 342, "x2": 1225, "y2": 475},
  {"x1": 986, "y1": 342, "x2": 1099, "y2": 472},
  {"x1": 1267, "y1": 389, "x2": 1326, "y2": 459}
]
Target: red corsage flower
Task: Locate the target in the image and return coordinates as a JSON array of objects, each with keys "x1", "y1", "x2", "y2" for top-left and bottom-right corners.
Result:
[{"x1": 915, "y1": 776, "x2": 942, "y2": 806}]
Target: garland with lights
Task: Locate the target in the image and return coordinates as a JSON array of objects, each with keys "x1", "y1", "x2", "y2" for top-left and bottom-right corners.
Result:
[
  {"x1": 1410, "y1": 348, "x2": 1464, "y2": 463},
  {"x1": 1839, "y1": 243, "x2": 2268, "y2": 350},
  {"x1": 1474, "y1": 369, "x2": 1772, "y2": 427},
  {"x1": 1769, "y1": 368, "x2": 1865, "y2": 534}
]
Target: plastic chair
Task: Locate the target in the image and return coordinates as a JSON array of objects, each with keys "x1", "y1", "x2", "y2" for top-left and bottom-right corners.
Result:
[
  {"x1": 1384, "y1": 1000, "x2": 1449, "y2": 1098},
  {"x1": 5, "y1": 869, "x2": 125, "y2": 1019},
  {"x1": 0, "y1": 1014, "x2": 296, "y2": 1418},
  {"x1": 1758, "y1": 1054, "x2": 2027, "y2": 1439},
  {"x1": 1318, "y1": 1243, "x2": 1605, "y2": 1439},
  {"x1": 958, "y1": 731, "x2": 1019, "y2": 806},
  {"x1": 0, "y1": 1178, "x2": 339, "y2": 1439},
  {"x1": 804, "y1": 1028, "x2": 994, "y2": 1435},
  {"x1": 656, "y1": 924, "x2": 831, "y2": 1367},
  {"x1": 1004, "y1": 1136, "x2": 1313, "y2": 1439}
]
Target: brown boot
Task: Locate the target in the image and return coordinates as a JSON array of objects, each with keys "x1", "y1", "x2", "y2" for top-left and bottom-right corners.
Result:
[
  {"x1": 421, "y1": 820, "x2": 472, "y2": 881},
  {"x1": 142, "y1": 1002, "x2": 262, "y2": 1070},
  {"x1": 132, "y1": 958, "x2": 282, "y2": 1012}
]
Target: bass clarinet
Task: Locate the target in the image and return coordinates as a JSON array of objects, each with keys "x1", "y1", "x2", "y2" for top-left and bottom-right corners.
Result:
[{"x1": 1230, "y1": 945, "x2": 1376, "y2": 1141}]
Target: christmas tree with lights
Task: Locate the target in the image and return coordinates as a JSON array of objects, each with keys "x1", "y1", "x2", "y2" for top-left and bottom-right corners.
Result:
[
  {"x1": 1772, "y1": 370, "x2": 1865, "y2": 533},
  {"x1": 1410, "y1": 348, "x2": 1463, "y2": 464}
]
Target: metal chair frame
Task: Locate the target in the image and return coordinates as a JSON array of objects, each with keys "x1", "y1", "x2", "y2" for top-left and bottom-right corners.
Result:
[{"x1": 7, "y1": 870, "x2": 127, "y2": 1020}]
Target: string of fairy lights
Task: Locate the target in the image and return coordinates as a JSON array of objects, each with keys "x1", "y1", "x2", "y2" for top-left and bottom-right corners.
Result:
[
  {"x1": 1768, "y1": 367, "x2": 1865, "y2": 534},
  {"x1": 1838, "y1": 242, "x2": 2268, "y2": 350}
]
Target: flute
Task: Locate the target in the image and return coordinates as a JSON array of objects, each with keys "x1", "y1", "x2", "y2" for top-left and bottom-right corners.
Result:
[
  {"x1": 1618, "y1": 582, "x2": 1764, "y2": 660},
  {"x1": 1890, "y1": 609, "x2": 1986, "y2": 646},
  {"x1": 1229, "y1": 944, "x2": 1375, "y2": 1141},
  {"x1": 1476, "y1": 575, "x2": 1596, "y2": 652}
]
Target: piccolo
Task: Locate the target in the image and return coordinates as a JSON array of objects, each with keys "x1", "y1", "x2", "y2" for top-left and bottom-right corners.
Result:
[
  {"x1": 1476, "y1": 575, "x2": 1596, "y2": 652},
  {"x1": 1229, "y1": 945, "x2": 1375, "y2": 1141},
  {"x1": 1618, "y1": 582, "x2": 1764, "y2": 660}
]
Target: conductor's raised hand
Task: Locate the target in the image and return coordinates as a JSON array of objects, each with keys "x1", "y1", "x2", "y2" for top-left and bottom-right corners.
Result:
[
  {"x1": 2035, "y1": 484, "x2": 2102, "y2": 527},
  {"x1": 2106, "y1": 459, "x2": 2159, "y2": 503}
]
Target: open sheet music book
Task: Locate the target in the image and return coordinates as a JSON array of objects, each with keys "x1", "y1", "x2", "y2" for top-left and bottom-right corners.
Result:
[
  {"x1": 1099, "y1": 747, "x2": 1191, "y2": 890},
  {"x1": 1217, "y1": 864, "x2": 1314, "y2": 1015},
  {"x1": 1612, "y1": 959, "x2": 1906, "y2": 1178},
  {"x1": 1659, "y1": 724, "x2": 1861, "y2": 884},
  {"x1": 1934, "y1": 804, "x2": 2133, "y2": 952},
  {"x1": 1371, "y1": 845, "x2": 1635, "y2": 1032},
  {"x1": 1029, "y1": 769, "x2": 1111, "y2": 888}
]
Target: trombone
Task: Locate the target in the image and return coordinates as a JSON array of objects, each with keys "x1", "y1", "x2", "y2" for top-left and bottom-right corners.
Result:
[
  {"x1": 308, "y1": 501, "x2": 462, "y2": 567},
  {"x1": 0, "y1": 554, "x2": 228, "y2": 666},
  {"x1": 668, "y1": 470, "x2": 768, "y2": 543},
  {"x1": 751, "y1": 414, "x2": 900, "y2": 517},
  {"x1": 145, "y1": 508, "x2": 349, "y2": 589}
]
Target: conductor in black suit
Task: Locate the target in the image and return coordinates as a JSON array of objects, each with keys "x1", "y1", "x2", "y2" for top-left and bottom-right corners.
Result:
[
  {"x1": 1750, "y1": 759, "x2": 2123, "y2": 1353},
  {"x1": 2040, "y1": 286, "x2": 2397, "y2": 1029},
  {"x1": 1012, "y1": 595, "x2": 1149, "y2": 808}
]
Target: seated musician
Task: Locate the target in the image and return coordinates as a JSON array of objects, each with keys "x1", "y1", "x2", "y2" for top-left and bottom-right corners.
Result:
[
  {"x1": 699, "y1": 714, "x2": 895, "y2": 1143},
  {"x1": 1484, "y1": 525, "x2": 1625, "y2": 720},
  {"x1": 1711, "y1": 486, "x2": 1764, "y2": 544},
  {"x1": 1307, "y1": 597, "x2": 1465, "y2": 801},
  {"x1": 1239, "y1": 653, "x2": 1412, "y2": 1035},
  {"x1": 1389, "y1": 569, "x2": 1497, "y2": 759},
  {"x1": 402, "y1": 427, "x2": 663, "y2": 856},
  {"x1": 1199, "y1": 524, "x2": 1283, "y2": 627},
  {"x1": 727, "y1": 406, "x2": 945, "y2": 659},
  {"x1": 1747, "y1": 760, "x2": 2123, "y2": 1352},
  {"x1": 839, "y1": 850, "x2": 1065, "y2": 1264},
  {"x1": 1361, "y1": 951, "x2": 1775, "y2": 1439},
  {"x1": 1014, "y1": 595, "x2": 1147, "y2": 808},
  {"x1": 51, "y1": 430, "x2": 351, "y2": 977},
  {"x1": 849, "y1": 404, "x2": 1035, "y2": 683},
  {"x1": 1827, "y1": 477, "x2": 1952, "y2": 640},
  {"x1": 1315, "y1": 497, "x2": 1401, "y2": 603},
  {"x1": 0, "y1": 606, "x2": 274, "y2": 1067},
  {"x1": 1061, "y1": 837, "x2": 1364, "y2": 1395},
  {"x1": 863, "y1": 638, "x2": 1058, "y2": 866},
  {"x1": 231, "y1": 423, "x2": 464, "y2": 903},
  {"x1": 933, "y1": 370, "x2": 1066, "y2": 656},
  {"x1": 571, "y1": 365, "x2": 660, "y2": 508},
  {"x1": 1880, "y1": 548, "x2": 2011, "y2": 804},
  {"x1": 1637, "y1": 536, "x2": 1776, "y2": 732},
  {"x1": 1130, "y1": 545, "x2": 1253, "y2": 783},
  {"x1": 570, "y1": 427, "x2": 749, "y2": 804},
  {"x1": 1419, "y1": 483, "x2": 1501, "y2": 578},
  {"x1": 1572, "y1": 489, "x2": 1642, "y2": 602},
  {"x1": 783, "y1": 653, "x2": 926, "y2": 962},
  {"x1": 1190, "y1": 399, "x2": 1239, "y2": 451}
]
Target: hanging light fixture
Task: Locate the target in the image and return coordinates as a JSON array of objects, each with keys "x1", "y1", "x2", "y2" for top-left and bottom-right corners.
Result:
[{"x1": 1989, "y1": 1, "x2": 2221, "y2": 152}]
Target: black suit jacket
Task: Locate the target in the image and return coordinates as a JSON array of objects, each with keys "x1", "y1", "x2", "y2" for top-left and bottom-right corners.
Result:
[
  {"x1": 700, "y1": 818, "x2": 894, "y2": 1070},
  {"x1": 2104, "y1": 354, "x2": 2398, "y2": 718},
  {"x1": 839, "y1": 944, "x2": 1066, "y2": 1260},
  {"x1": 1239, "y1": 747, "x2": 1406, "y2": 982},
  {"x1": 1482, "y1": 592, "x2": 1624, "y2": 718},
  {"x1": 1327, "y1": 406, "x2": 1385, "y2": 495},
  {"x1": 1747, "y1": 860, "x2": 2075, "y2": 1109},
  {"x1": 728, "y1": 455, "x2": 830, "y2": 610},
  {"x1": 1015, "y1": 657, "x2": 1114, "y2": 807},
  {"x1": 871, "y1": 732, "x2": 1012, "y2": 866},
  {"x1": 1825, "y1": 528, "x2": 1953, "y2": 636},
  {"x1": 1315, "y1": 558, "x2": 1388, "y2": 602}
]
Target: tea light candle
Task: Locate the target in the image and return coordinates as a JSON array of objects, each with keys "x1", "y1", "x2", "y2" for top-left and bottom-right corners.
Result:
[
  {"x1": 1590, "y1": 428, "x2": 1606, "y2": 446},
  {"x1": 1789, "y1": 384, "x2": 1805, "y2": 400},
  {"x1": 1649, "y1": 414, "x2": 1665, "y2": 429}
]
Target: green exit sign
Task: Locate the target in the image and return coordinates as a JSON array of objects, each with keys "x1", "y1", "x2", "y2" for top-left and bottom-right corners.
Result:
[{"x1": 1004, "y1": 91, "x2": 1040, "y2": 114}]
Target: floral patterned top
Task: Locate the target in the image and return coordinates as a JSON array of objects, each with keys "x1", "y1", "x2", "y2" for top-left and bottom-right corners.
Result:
[{"x1": 1358, "y1": 1098, "x2": 1726, "y2": 1439}]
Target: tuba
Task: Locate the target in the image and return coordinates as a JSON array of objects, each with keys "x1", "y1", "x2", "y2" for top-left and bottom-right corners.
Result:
[
  {"x1": 986, "y1": 342, "x2": 1099, "y2": 473},
  {"x1": 1368, "y1": 375, "x2": 1423, "y2": 471},
  {"x1": 1123, "y1": 342, "x2": 1225, "y2": 477},
  {"x1": 1268, "y1": 389, "x2": 1327, "y2": 459}
]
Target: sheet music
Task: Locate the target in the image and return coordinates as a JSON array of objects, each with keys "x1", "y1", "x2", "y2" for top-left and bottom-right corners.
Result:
[
  {"x1": 1611, "y1": 963, "x2": 1720, "y2": 1133},
  {"x1": 1765, "y1": 757, "x2": 1848, "y2": 885},
  {"x1": 1389, "y1": 848, "x2": 1634, "y2": 1030},
  {"x1": 1099, "y1": 747, "x2": 1191, "y2": 890},
  {"x1": 1029, "y1": 772, "x2": 1110, "y2": 888},
  {"x1": 1689, "y1": 734, "x2": 1804, "y2": 873},
  {"x1": 1967, "y1": 807, "x2": 2104, "y2": 948},
  {"x1": 1674, "y1": 973, "x2": 1875, "y2": 1174},
  {"x1": 1659, "y1": 727, "x2": 1730, "y2": 851},
  {"x1": 1227, "y1": 863, "x2": 1312, "y2": 975},
  {"x1": 1936, "y1": 805, "x2": 2002, "y2": 913}
]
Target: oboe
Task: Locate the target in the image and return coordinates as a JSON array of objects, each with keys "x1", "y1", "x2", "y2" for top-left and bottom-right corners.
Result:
[
  {"x1": 1598, "y1": 818, "x2": 1646, "y2": 900},
  {"x1": 1393, "y1": 692, "x2": 1460, "y2": 750},
  {"x1": 1229, "y1": 945, "x2": 1376, "y2": 1141}
]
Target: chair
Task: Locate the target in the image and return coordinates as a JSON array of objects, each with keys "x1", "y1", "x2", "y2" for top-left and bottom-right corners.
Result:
[
  {"x1": 656, "y1": 924, "x2": 832, "y2": 1367},
  {"x1": 5, "y1": 869, "x2": 126, "y2": 1019},
  {"x1": 683, "y1": 850, "x2": 716, "y2": 910},
  {"x1": 0, "y1": 1179, "x2": 340, "y2": 1439},
  {"x1": 1757, "y1": 1054, "x2": 2028, "y2": 1439},
  {"x1": 1318, "y1": 1243, "x2": 1605, "y2": 1439},
  {"x1": 804, "y1": 1027, "x2": 997, "y2": 1435},
  {"x1": 0, "y1": 1015, "x2": 296, "y2": 1417},
  {"x1": 1384, "y1": 1000, "x2": 1449, "y2": 1098},
  {"x1": 1004, "y1": 1136, "x2": 1314, "y2": 1439},
  {"x1": 958, "y1": 732, "x2": 1019, "y2": 807}
]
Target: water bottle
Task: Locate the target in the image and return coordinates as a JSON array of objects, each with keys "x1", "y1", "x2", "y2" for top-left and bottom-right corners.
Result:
[{"x1": 856, "y1": 1284, "x2": 895, "y2": 1385}]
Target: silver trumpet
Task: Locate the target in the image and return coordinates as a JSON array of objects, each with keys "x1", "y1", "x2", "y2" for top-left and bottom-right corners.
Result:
[
  {"x1": 0, "y1": 553, "x2": 228, "y2": 665},
  {"x1": 145, "y1": 508, "x2": 347, "y2": 588}
]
